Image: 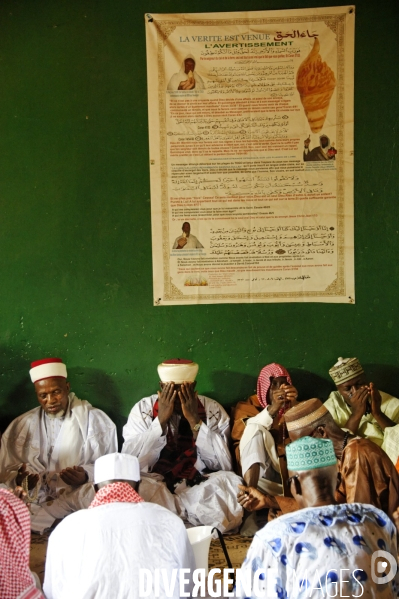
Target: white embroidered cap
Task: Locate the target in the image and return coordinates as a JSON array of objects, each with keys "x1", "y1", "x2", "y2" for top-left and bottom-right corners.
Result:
[
  {"x1": 29, "y1": 358, "x2": 67, "y2": 383},
  {"x1": 94, "y1": 453, "x2": 140, "y2": 484},
  {"x1": 329, "y1": 357, "x2": 364, "y2": 385},
  {"x1": 157, "y1": 358, "x2": 199, "y2": 383}
]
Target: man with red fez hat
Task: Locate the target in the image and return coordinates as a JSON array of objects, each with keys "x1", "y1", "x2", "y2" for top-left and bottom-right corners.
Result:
[
  {"x1": 0, "y1": 358, "x2": 117, "y2": 533},
  {"x1": 232, "y1": 363, "x2": 298, "y2": 534},
  {"x1": 122, "y1": 358, "x2": 243, "y2": 532}
]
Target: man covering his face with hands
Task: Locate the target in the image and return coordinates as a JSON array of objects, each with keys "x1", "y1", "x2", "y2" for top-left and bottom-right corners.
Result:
[
  {"x1": 325, "y1": 356, "x2": 399, "y2": 465},
  {"x1": 122, "y1": 358, "x2": 243, "y2": 532}
]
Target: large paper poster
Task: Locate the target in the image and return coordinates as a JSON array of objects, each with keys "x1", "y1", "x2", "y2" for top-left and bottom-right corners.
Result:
[{"x1": 146, "y1": 6, "x2": 355, "y2": 305}]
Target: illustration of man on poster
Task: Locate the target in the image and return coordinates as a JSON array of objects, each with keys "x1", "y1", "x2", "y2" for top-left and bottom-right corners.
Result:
[
  {"x1": 172, "y1": 222, "x2": 204, "y2": 249},
  {"x1": 167, "y1": 55, "x2": 205, "y2": 91},
  {"x1": 303, "y1": 134, "x2": 337, "y2": 161}
]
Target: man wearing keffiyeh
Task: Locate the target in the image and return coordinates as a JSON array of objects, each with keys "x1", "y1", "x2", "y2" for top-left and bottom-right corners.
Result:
[
  {"x1": 232, "y1": 363, "x2": 298, "y2": 535},
  {"x1": 44, "y1": 453, "x2": 195, "y2": 599},
  {"x1": 0, "y1": 488, "x2": 44, "y2": 599}
]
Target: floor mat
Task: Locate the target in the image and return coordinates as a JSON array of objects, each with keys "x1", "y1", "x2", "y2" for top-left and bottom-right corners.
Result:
[
  {"x1": 209, "y1": 534, "x2": 251, "y2": 571},
  {"x1": 30, "y1": 532, "x2": 49, "y2": 585}
]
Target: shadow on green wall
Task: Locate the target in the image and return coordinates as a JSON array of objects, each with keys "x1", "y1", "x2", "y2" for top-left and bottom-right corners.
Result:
[
  {"x1": 0, "y1": 375, "x2": 34, "y2": 432},
  {"x1": 206, "y1": 370, "x2": 257, "y2": 408},
  {"x1": 288, "y1": 368, "x2": 334, "y2": 402},
  {"x1": 363, "y1": 364, "x2": 399, "y2": 399},
  {"x1": 68, "y1": 367, "x2": 125, "y2": 450}
]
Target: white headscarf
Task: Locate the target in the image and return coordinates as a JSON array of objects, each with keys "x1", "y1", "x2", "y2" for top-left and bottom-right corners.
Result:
[{"x1": 167, "y1": 54, "x2": 205, "y2": 90}]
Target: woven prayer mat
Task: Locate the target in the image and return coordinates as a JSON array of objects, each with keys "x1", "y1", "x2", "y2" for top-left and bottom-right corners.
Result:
[
  {"x1": 209, "y1": 534, "x2": 252, "y2": 571},
  {"x1": 209, "y1": 510, "x2": 268, "y2": 574},
  {"x1": 30, "y1": 532, "x2": 49, "y2": 585}
]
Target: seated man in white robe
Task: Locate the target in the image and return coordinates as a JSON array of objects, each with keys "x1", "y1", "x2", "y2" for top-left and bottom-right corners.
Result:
[
  {"x1": 325, "y1": 356, "x2": 399, "y2": 464},
  {"x1": 0, "y1": 357, "x2": 117, "y2": 533},
  {"x1": 122, "y1": 358, "x2": 243, "y2": 532},
  {"x1": 43, "y1": 453, "x2": 195, "y2": 599}
]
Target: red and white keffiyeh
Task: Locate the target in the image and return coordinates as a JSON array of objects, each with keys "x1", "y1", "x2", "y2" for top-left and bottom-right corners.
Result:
[
  {"x1": 89, "y1": 482, "x2": 144, "y2": 509},
  {"x1": 0, "y1": 488, "x2": 44, "y2": 599},
  {"x1": 256, "y1": 363, "x2": 292, "y2": 408}
]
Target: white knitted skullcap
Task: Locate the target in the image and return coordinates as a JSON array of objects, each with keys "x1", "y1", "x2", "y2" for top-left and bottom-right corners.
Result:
[{"x1": 94, "y1": 453, "x2": 140, "y2": 484}]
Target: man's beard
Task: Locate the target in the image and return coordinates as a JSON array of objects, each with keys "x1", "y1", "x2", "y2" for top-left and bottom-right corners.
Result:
[{"x1": 47, "y1": 409, "x2": 66, "y2": 419}]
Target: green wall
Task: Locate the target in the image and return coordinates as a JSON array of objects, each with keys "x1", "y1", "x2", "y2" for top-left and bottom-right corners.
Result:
[{"x1": 0, "y1": 0, "x2": 398, "y2": 438}]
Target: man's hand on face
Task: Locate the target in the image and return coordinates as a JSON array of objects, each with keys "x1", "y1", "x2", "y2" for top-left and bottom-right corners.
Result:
[
  {"x1": 348, "y1": 385, "x2": 370, "y2": 416},
  {"x1": 179, "y1": 382, "x2": 199, "y2": 428},
  {"x1": 280, "y1": 384, "x2": 298, "y2": 405},
  {"x1": 268, "y1": 385, "x2": 298, "y2": 418},
  {"x1": 59, "y1": 466, "x2": 88, "y2": 487},
  {"x1": 369, "y1": 382, "x2": 382, "y2": 416},
  {"x1": 16, "y1": 463, "x2": 40, "y2": 490},
  {"x1": 157, "y1": 382, "x2": 177, "y2": 430}
]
